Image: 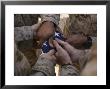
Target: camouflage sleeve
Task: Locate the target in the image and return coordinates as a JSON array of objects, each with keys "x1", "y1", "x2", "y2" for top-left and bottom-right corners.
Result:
[
  {"x1": 14, "y1": 14, "x2": 60, "y2": 42},
  {"x1": 40, "y1": 14, "x2": 60, "y2": 26},
  {"x1": 60, "y1": 64, "x2": 80, "y2": 76},
  {"x1": 14, "y1": 26, "x2": 36, "y2": 42},
  {"x1": 14, "y1": 43, "x2": 32, "y2": 76},
  {"x1": 31, "y1": 55, "x2": 56, "y2": 76}
]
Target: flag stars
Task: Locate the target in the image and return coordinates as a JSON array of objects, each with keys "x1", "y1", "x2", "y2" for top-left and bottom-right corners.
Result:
[
  {"x1": 43, "y1": 41, "x2": 48, "y2": 46},
  {"x1": 55, "y1": 32, "x2": 60, "y2": 37}
]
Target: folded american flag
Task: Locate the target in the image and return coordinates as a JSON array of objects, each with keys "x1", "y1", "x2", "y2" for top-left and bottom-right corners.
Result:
[{"x1": 42, "y1": 31, "x2": 64, "y2": 53}]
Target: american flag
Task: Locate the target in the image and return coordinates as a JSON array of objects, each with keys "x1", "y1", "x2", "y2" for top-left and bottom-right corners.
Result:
[{"x1": 42, "y1": 31, "x2": 64, "y2": 53}]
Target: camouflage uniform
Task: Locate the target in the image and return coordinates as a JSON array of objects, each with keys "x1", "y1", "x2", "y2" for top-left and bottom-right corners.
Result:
[{"x1": 14, "y1": 14, "x2": 80, "y2": 76}]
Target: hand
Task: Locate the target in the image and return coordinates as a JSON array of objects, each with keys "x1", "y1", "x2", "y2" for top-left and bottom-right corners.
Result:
[
  {"x1": 40, "y1": 49, "x2": 56, "y2": 64},
  {"x1": 35, "y1": 21, "x2": 55, "y2": 48},
  {"x1": 65, "y1": 34, "x2": 88, "y2": 49},
  {"x1": 53, "y1": 40, "x2": 72, "y2": 65},
  {"x1": 55, "y1": 38, "x2": 85, "y2": 63}
]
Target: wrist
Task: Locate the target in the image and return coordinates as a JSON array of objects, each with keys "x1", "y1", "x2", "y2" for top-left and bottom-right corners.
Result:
[
  {"x1": 83, "y1": 36, "x2": 92, "y2": 49},
  {"x1": 61, "y1": 61, "x2": 72, "y2": 66}
]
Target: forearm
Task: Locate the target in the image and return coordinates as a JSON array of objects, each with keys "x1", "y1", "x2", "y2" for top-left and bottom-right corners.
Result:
[
  {"x1": 14, "y1": 26, "x2": 35, "y2": 42},
  {"x1": 31, "y1": 56, "x2": 56, "y2": 76},
  {"x1": 14, "y1": 43, "x2": 32, "y2": 76},
  {"x1": 14, "y1": 14, "x2": 60, "y2": 42},
  {"x1": 60, "y1": 64, "x2": 80, "y2": 76}
]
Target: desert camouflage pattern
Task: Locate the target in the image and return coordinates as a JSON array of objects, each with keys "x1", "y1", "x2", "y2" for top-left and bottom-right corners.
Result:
[
  {"x1": 14, "y1": 14, "x2": 86, "y2": 76},
  {"x1": 40, "y1": 14, "x2": 60, "y2": 26}
]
